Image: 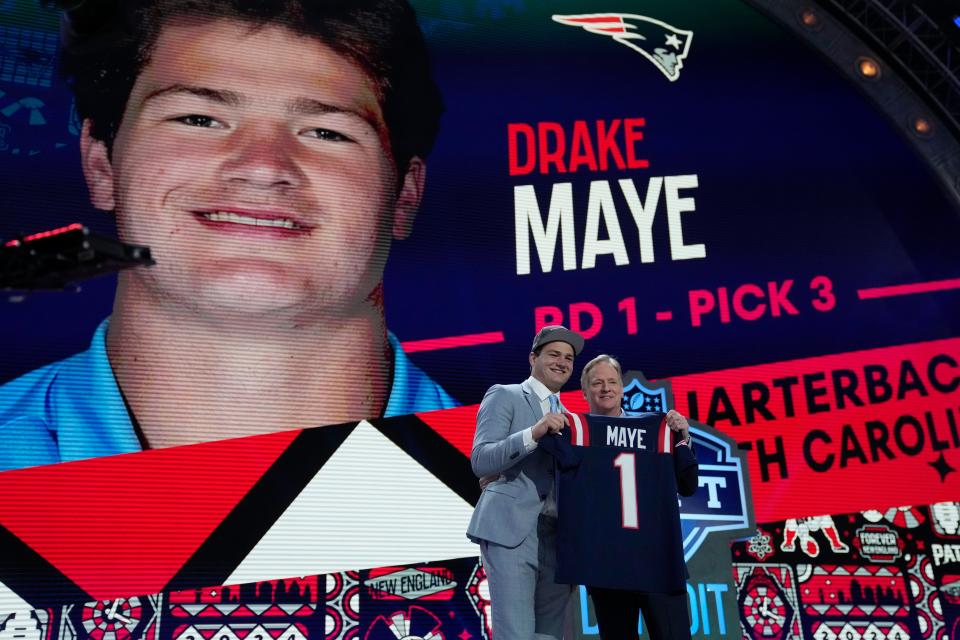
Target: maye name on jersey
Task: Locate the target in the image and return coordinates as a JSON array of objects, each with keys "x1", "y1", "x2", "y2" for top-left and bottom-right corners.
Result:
[{"x1": 605, "y1": 423, "x2": 650, "y2": 449}]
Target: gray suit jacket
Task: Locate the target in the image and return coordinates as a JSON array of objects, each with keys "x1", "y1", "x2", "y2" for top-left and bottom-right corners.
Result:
[{"x1": 466, "y1": 379, "x2": 556, "y2": 547}]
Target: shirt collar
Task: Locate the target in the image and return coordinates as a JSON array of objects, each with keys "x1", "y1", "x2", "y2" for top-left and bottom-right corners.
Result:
[
  {"x1": 525, "y1": 376, "x2": 554, "y2": 402},
  {"x1": 384, "y1": 331, "x2": 457, "y2": 416},
  {"x1": 57, "y1": 323, "x2": 454, "y2": 463}
]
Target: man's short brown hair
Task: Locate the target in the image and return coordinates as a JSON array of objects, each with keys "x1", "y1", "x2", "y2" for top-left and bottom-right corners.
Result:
[{"x1": 55, "y1": 0, "x2": 442, "y2": 172}]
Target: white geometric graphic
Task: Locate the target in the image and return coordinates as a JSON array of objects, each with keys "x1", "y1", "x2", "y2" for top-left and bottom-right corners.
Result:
[{"x1": 226, "y1": 421, "x2": 477, "y2": 585}]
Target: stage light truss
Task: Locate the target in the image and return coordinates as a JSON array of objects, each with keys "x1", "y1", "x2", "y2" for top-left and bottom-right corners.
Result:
[{"x1": 823, "y1": 0, "x2": 960, "y2": 137}]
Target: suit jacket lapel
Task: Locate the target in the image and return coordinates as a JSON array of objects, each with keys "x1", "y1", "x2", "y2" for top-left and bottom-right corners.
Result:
[
  {"x1": 522, "y1": 379, "x2": 555, "y2": 493},
  {"x1": 520, "y1": 379, "x2": 544, "y2": 424}
]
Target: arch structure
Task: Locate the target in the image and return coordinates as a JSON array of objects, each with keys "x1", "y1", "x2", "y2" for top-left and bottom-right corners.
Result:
[{"x1": 745, "y1": 0, "x2": 960, "y2": 207}]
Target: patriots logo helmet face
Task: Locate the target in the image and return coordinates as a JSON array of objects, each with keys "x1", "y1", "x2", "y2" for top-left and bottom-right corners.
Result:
[{"x1": 552, "y1": 13, "x2": 693, "y2": 81}]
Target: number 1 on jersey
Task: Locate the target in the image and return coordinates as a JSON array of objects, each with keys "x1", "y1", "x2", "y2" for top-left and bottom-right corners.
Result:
[{"x1": 613, "y1": 453, "x2": 639, "y2": 529}]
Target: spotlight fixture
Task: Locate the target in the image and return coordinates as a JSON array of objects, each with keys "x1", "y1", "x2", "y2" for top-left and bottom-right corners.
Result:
[
  {"x1": 856, "y1": 56, "x2": 881, "y2": 80},
  {"x1": 799, "y1": 7, "x2": 821, "y2": 30},
  {"x1": 911, "y1": 116, "x2": 933, "y2": 138}
]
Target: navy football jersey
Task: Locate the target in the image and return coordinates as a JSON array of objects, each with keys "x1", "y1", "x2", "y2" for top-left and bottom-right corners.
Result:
[{"x1": 539, "y1": 412, "x2": 697, "y2": 593}]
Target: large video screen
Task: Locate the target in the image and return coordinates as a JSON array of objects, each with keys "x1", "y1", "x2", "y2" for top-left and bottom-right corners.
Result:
[{"x1": 0, "y1": 0, "x2": 958, "y2": 637}]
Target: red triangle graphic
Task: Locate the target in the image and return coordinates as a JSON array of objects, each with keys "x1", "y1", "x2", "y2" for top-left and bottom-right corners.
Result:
[
  {"x1": 0, "y1": 429, "x2": 299, "y2": 600},
  {"x1": 415, "y1": 405, "x2": 477, "y2": 456}
]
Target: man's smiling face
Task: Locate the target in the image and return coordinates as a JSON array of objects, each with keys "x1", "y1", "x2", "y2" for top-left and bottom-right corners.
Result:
[
  {"x1": 81, "y1": 17, "x2": 424, "y2": 319},
  {"x1": 530, "y1": 341, "x2": 575, "y2": 393},
  {"x1": 583, "y1": 361, "x2": 623, "y2": 416}
]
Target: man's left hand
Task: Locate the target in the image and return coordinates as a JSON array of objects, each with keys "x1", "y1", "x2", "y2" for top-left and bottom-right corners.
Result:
[{"x1": 665, "y1": 409, "x2": 690, "y2": 441}]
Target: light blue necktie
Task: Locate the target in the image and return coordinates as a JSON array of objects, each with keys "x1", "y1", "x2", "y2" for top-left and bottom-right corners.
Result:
[{"x1": 548, "y1": 394, "x2": 560, "y2": 414}]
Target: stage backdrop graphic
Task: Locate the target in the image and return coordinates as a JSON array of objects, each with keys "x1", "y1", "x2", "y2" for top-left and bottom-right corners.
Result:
[
  {"x1": 0, "y1": 0, "x2": 958, "y2": 637},
  {"x1": 6, "y1": 501, "x2": 960, "y2": 640}
]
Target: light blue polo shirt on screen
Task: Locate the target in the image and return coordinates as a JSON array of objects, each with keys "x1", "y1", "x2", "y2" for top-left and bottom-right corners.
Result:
[{"x1": 0, "y1": 319, "x2": 458, "y2": 472}]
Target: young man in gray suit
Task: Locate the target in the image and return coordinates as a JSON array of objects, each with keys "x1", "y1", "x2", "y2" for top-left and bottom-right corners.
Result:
[{"x1": 467, "y1": 325, "x2": 585, "y2": 640}]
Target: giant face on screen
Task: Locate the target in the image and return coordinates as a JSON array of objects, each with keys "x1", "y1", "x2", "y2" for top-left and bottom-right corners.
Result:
[{"x1": 0, "y1": 0, "x2": 454, "y2": 462}]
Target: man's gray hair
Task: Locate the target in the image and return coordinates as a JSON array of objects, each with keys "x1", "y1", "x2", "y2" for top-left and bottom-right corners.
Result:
[{"x1": 580, "y1": 354, "x2": 623, "y2": 389}]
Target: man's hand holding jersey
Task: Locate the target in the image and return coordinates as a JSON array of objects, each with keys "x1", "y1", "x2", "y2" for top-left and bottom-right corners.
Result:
[
  {"x1": 665, "y1": 409, "x2": 692, "y2": 446},
  {"x1": 531, "y1": 412, "x2": 567, "y2": 441}
]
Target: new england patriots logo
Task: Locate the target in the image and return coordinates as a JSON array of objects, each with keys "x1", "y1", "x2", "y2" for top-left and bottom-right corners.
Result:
[{"x1": 552, "y1": 13, "x2": 693, "y2": 82}]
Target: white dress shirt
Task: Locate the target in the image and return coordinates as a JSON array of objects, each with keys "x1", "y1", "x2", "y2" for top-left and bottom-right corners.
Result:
[{"x1": 521, "y1": 376, "x2": 560, "y2": 517}]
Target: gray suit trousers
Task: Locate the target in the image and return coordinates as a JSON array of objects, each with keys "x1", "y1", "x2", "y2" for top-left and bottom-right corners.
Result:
[{"x1": 480, "y1": 514, "x2": 573, "y2": 640}]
